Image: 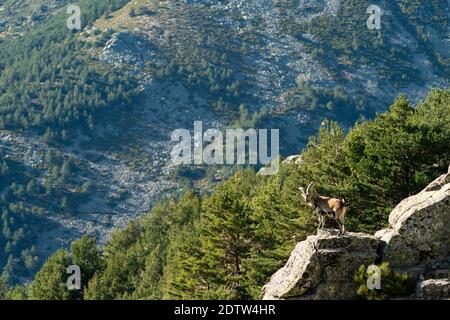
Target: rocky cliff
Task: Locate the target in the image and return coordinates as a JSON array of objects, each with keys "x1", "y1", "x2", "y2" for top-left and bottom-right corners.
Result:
[{"x1": 262, "y1": 168, "x2": 450, "y2": 300}]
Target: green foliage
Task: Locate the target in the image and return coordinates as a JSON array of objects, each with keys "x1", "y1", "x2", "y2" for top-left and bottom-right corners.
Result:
[
  {"x1": 303, "y1": 0, "x2": 442, "y2": 78},
  {"x1": 4, "y1": 285, "x2": 28, "y2": 300},
  {"x1": 0, "y1": 0, "x2": 138, "y2": 136},
  {"x1": 70, "y1": 236, "x2": 104, "y2": 298},
  {"x1": 290, "y1": 89, "x2": 449, "y2": 232},
  {"x1": 84, "y1": 221, "x2": 144, "y2": 300},
  {"x1": 28, "y1": 249, "x2": 71, "y2": 300},
  {"x1": 148, "y1": 2, "x2": 260, "y2": 115},
  {"x1": 0, "y1": 275, "x2": 8, "y2": 299},
  {"x1": 343, "y1": 90, "x2": 450, "y2": 230},
  {"x1": 278, "y1": 0, "x2": 449, "y2": 116},
  {"x1": 193, "y1": 170, "x2": 257, "y2": 299},
  {"x1": 8, "y1": 236, "x2": 103, "y2": 300},
  {"x1": 0, "y1": 146, "x2": 96, "y2": 283},
  {"x1": 0, "y1": 0, "x2": 135, "y2": 284},
  {"x1": 354, "y1": 263, "x2": 416, "y2": 300},
  {"x1": 16, "y1": 89, "x2": 450, "y2": 300},
  {"x1": 283, "y1": 81, "x2": 353, "y2": 116},
  {"x1": 243, "y1": 173, "x2": 316, "y2": 298},
  {"x1": 0, "y1": 274, "x2": 28, "y2": 300},
  {"x1": 233, "y1": 105, "x2": 271, "y2": 129}
]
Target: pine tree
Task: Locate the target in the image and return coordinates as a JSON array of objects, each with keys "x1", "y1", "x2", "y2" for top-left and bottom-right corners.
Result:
[
  {"x1": 28, "y1": 249, "x2": 70, "y2": 300},
  {"x1": 244, "y1": 173, "x2": 315, "y2": 298},
  {"x1": 0, "y1": 275, "x2": 8, "y2": 300},
  {"x1": 194, "y1": 170, "x2": 257, "y2": 299},
  {"x1": 71, "y1": 236, "x2": 104, "y2": 293}
]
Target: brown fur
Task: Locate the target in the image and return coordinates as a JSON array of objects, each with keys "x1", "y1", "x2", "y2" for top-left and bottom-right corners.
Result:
[{"x1": 299, "y1": 183, "x2": 347, "y2": 235}]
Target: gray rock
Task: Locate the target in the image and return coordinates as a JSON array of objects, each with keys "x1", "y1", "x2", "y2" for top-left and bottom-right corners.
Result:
[
  {"x1": 283, "y1": 155, "x2": 303, "y2": 165},
  {"x1": 262, "y1": 229, "x2": 379, "y2": 300},
  {"x1": 262, "y1": 169, "x2": 450, "y2": 300},
  {"x1": 100, "y1": 32, "x2": 157, "y2": 67},
  {"x1": 417, "y1": 279, "x2": 449, "y2": 300},
  {"x1": 376, "y1": 170, "x2": 450, "y2": 271}
]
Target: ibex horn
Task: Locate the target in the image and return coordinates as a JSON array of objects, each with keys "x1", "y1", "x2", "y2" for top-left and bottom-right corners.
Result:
[{"x1": 306, "y1": 182, "x2": 314, "y2": 194}]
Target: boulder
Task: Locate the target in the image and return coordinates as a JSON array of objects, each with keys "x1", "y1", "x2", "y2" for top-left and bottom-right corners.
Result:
[
  {"x1": 417, "y1": 279, "x2": 449, "y2": 300},
  {"x1": 375, "y1": 170, "x2": 450, "y2": 272},
  {"x1": 261, "y1": 229, "x2": 379, "y2": 300},
  {"x1": 283, "y1": 155, "x2": 303, "y2": 166}
]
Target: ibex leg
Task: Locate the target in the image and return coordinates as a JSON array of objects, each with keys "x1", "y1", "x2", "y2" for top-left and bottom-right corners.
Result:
[{"x1": 316, "y1": 210, "x2": 324, "y2": 230}]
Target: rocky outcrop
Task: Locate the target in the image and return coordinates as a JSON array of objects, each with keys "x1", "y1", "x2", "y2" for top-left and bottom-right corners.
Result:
[
  {"x1": 261, "y1": 229, "x2": 379, "y2": 299},
  {"x1": 262, "y1": 168, "x2": 450, "y2": 300},
  {"x1": 100, "y1": 32, "x2": 157, "y2": 67},
  {"x1": 375, "y1": 169, "x2": 449, "y2": 275},
  {"x1": 417, "y1": 279, "x2": 450, "y2": 300},
  {"x1": 283, "y1": 155, "x2": 303, "y2": 166}
]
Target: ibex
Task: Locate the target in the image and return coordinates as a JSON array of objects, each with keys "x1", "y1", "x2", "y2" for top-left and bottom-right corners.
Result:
[{"x1": 299, "y1": 183, "x2": 347, "y2": 235}]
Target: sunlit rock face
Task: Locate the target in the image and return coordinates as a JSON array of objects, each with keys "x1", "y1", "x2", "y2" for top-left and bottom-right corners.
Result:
[{"x1": 262, "y1": 168, "x2": 450, "y2": 300}]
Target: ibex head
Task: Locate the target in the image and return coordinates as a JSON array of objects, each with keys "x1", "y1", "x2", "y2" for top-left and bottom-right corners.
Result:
[{"x1": 299, "y1": 182, "x2": 314, "y2": 203}]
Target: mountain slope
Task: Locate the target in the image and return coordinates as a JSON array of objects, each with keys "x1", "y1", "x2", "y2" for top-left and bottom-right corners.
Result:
[
  {"x1": 0, "y1": 0, "x2": 448, "y2": 284},
  {"x1": 9, "y1": 89, "x2": 449, "y2": 300}
]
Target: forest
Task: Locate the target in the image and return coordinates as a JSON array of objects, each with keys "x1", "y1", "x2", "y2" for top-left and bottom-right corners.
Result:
[
  {"x1": 0, "y1": 0, "x2": 139, "y2": 284},
  {"x1": 2, "y1": 88, "x2": 448, "y2": 300},
  {"x1": 0, "y1": 0, "x2": 139, "y2": 137}
]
